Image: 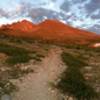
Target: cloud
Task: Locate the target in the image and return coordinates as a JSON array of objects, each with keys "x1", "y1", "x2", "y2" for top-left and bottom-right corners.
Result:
[
  {"x1": 85, "y1": 0, "x2": 100, "y2": 13},
  {"x1": 27, "y1": 8, "x2": 65, "y2": 23},
  {"x1": 0, "y1": 8, "x2": 9, "y2": 18},
  {"x1": 58, "y1": 0, "x2": 100, "y2": 33}
]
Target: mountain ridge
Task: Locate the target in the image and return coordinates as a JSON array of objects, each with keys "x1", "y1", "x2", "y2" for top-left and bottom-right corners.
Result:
[{"x1": 0, "y1": 19, "x2": 100, "y2": 44}]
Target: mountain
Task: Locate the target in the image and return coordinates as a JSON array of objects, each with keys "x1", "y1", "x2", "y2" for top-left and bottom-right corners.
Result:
[
  {"x1": 34, "y1": 19, "x2": 100, "y2": 44},
  {"x1": 0, "y1": 19, "x2": 100, "y2": 44},
  {"x1": 24, "y1": 7, "x2": 100, "y2": 34},
  {"x1": 1, "y1": 20, "x2": 38, "y2": 32}
]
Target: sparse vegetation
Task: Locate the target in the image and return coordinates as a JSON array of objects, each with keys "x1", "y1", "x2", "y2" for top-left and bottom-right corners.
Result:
[
  {"x1": 56, "y1": 52, "x2": 98, "y2": 100},
  {"x1": 0, "y1": 43, "x2": 44, "y2": 65},
  {"x1": 8, "y1": 66, "x2": 34, "y2": 79},
  {"x1": 61, "y1": 52, "x2": 88, "y2": 68},
  {"x1": 0, "y1": 65, "x2": 34, "y2": 97},
  {"x1": 0, "y1": 33, "x2": 99, "y2": 99},
  {"x1": 65, "y1": 44, "x2": 100, "y2": 53},
  {"x1": 0, "y1": 80, "x2": 17, "y2": 96},
  {"x1": 0, "y1": 38, "x2": 46, "y2": 97},
  {"x1": 0, "y1": 43, "x2": 31, "y2": 64}
]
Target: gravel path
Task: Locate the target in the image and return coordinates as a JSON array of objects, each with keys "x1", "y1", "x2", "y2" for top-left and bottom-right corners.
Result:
[{"x1": 11, "y1": 47, "x2": 65, "y2": 100}]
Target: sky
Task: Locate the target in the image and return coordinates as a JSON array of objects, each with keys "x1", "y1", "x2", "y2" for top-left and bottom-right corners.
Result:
[{"x1": 0, "y1": 0, "x2": 100, "y2": 34}]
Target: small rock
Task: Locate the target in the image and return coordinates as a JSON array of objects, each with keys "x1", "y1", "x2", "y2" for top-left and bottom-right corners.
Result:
[
  {"x1": 1, "y1": 94, "x2": 12, "y2": 100},
  {"x1": 84, "y1": 66, "x2": 92, "y2": 71}
]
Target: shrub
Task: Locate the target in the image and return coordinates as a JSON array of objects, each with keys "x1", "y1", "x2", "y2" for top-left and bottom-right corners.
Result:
[
  {"x1": 0, "y1": 43, "x2": 35, "y2": 65},
  {"x1": 56, "y1": 52, "x2": 98, "y2": 100}
]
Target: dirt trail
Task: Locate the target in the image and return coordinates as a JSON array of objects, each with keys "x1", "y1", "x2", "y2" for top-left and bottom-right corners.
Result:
[{"x1": 12, "y1": 47, "x2": 65, "y2": 100}]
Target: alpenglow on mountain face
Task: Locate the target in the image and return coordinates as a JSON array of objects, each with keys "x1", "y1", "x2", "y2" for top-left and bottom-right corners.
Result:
[
  {"x1": 0, "y1": 0, "x2": 100, "y2": 34},
  {"x1": 1, "y1": 19, "x2": 100, "y2": 45}
]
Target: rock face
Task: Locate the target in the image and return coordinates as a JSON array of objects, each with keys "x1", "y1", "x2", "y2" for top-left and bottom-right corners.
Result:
[{"x1": 0, "y1": 19, "x2": 100, "y2": 44}]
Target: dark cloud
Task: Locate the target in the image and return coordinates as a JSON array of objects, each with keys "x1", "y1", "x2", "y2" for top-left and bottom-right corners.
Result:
[
  {"x1": 60, "y1": 1, "x2": 70, "y2": 12},
  {"x1": 85, "y1": 0, "x2": 100, "y2": 13},
  {"x1": 91, "y1": 12, "x2": 100, "y2": 19},
  {"x1": 88, "y1": 24, "x2": 100, "y2": 34},
  {"x1": 70, "y1": 0, "x2": 86, "y2": 3},
  {"x1": 0, "y1": 8, "x2": 9, "y2": 18},
  {"x1": 28, "y1": 8, "x2": 66, "y2": 23}
]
